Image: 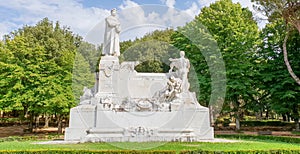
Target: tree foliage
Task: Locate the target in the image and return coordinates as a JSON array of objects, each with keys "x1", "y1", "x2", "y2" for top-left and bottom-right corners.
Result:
[
  {"x1": 252, "y1": 0, "x2": 300, "y2": 85},
  {"x1": 258, "y1": 19, "x2": 300, "y2": 130},
  {"x1": 196, "y1": 0, "x2": 259, "y2": 129},
  {"x1": 0, "y1": 18, "x2": 82, "y2": 132},
  {"x1": 120, "y1": 29, "x2": 176, "y2": 73},
  {"x1": 252, "y1": 0, "x2": 300, "y2": 32}
]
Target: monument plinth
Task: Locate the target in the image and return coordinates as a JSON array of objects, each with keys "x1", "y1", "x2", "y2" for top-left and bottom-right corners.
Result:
[{"x1": 64, "y1": 9, "x2": 214, "y2": 142}]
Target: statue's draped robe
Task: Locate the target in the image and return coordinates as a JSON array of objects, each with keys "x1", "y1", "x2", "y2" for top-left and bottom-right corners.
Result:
[
  {"x1": 103, "y1": 15, "x2": 120, "y2": 56},
  {"x1": 179, "y1": 57, "x2": 190, "y2": 92}
]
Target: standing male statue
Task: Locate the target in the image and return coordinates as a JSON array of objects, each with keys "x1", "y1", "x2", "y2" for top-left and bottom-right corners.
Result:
[
  {"x1": 103, "y1": 8, "x2": 121, "y2": 56},
  {"x1": 169, "y1": 51, "x2": 190, "y2": 92}
]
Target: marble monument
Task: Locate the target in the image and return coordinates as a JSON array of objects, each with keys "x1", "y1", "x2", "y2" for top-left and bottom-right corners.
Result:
[{"x1": 64, "y1": 9, "x2": 214, "y2": 142}]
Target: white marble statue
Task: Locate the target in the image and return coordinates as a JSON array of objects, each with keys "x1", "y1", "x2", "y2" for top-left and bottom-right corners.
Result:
[
  {"x1": 169, "y1": 51, "x2": 190, "y2": 92},
  {"x1": 65, "y1": 28, "x2": 214, "y2": 141},
  {"x1": 165, "y1": 76, "x2": 182, "y2": 101},
  {"x1": 103, "y1": 8, "x2": 121, "y2": 56}
]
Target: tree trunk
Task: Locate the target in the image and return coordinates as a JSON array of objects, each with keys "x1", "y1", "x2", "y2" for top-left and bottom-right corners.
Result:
[
  {"x1": 44, "y1": 114, "x2": 49, "y2": 128},
  {"x1": 295, "y1": 118, "x2": 299, "y2": 132},
  {"x1": 28, "y1": 113, "x2": 34, "y2": 133},
  {"x1": 235, "y1": 115, "x2": 240, "y2": 131},
  {"x1": 231, "y1": 99, "x2": 241, "y2": 131},
  {"x1": 255, "y1": 112, "x2": 260, "y2": 120},
  {"x1": 57, "y1": 115, "x2": 63, "y2": 134},
  {"x1": 282, "y1": 114, "x2": 287, "y2": 121},
  {"x1": 266, "y1": 109, "x2": 269, "y2": 119},
  {"x1": 292, "y1": 106, "x2": 300, "y2": 131},
  {"x1": 234, "y1": 100, "x2": 241, "y2": 131},
  {"x1": 283, "y1": 31, "x2": 300, "y2": 85},
  {"x1": 35, "y1": 116, "x2": 40, "y2": 128}
]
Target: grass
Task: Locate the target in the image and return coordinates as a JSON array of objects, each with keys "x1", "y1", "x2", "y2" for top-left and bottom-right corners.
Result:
[
  {"x1": 291, "y1": 131, "x2": 300, "y2": 135},
  {"x1": 0, "y1": 139, "x2": 299, "y2": 152}
]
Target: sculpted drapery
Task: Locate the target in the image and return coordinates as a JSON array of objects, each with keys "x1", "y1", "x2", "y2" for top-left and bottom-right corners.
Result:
[{"x1": 103, "y1": 9, "x2": 121, "y2": 56}]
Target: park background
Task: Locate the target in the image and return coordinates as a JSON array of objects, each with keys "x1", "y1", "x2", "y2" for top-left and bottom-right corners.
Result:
[{"x1": 0, "y1": 0, "x2": 299, "y2": 153}]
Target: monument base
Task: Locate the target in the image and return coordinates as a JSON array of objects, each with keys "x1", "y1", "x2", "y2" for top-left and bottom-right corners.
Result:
[{"x1": 64, "y1": 104, "x2": 213, "y2": 142}]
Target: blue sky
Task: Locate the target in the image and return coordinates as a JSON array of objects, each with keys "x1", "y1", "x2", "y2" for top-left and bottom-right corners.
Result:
[
  {"x1": 80, "y1": 0, "x2": 197, "y2": 10},
  {"x1": 0, "y1": 0, "x2": 264, "y2": 43}
]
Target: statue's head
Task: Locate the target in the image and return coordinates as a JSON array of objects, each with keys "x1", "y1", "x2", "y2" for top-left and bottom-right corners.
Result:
[
  {"x1": 180, "y1": 51, "x2": 185, "y2": 57},
  {"x1": 169, "y1": 76, "x2": 175, "y2": 81},
  {"x1": 111, "y1": 8, "x2": 117, "y2": 16}
]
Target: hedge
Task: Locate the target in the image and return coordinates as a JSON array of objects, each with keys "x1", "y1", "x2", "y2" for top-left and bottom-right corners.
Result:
[
  {"x1": 180, "y1": 150, "x2": 300, "y2": 154},
  {"x1": 216, "y1": 134, "x2": 300, "y2": 144},
  {"x1": 240, "y1": 120, "x2": 292, "y2": 127},
  {"x1": 0, "y1": 135, "x2": 63, "y2": 142},
  {"x1": 0, "y1": 150, "x2": 176, "y2": 154}
]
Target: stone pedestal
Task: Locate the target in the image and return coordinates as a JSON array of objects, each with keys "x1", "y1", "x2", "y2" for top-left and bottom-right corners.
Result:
[
  {"x1": 65, "y1": 104, "x2": 213, "y2": 142},
  {"x1": 98, "y1": 56, "x2": 119, "y2": 94}
]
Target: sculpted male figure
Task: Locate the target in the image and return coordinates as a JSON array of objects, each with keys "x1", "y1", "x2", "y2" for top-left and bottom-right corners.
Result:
[
  {"x1": 103, "y1": 8, "x2": 121, "y2": 56},
  {"x1": 169, "y1": 51, "x2": 190, "y2": 92}
]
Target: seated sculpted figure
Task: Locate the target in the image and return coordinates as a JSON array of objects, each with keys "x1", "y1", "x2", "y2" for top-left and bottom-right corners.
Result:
[{"x1": 165, "y1": 76, "x2": 182, "y2": 101}]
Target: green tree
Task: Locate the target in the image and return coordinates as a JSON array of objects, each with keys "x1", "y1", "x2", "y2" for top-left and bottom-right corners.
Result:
[
  {"x1": 1, "y1": 18, "x2": 82, "y2": 133},
  {"x1": 197, "y1": 0, "x2": 259, "y2": 130},
  {"x1": 171, "y1": 18, "x2": 226, "y2": 124},
  {"x1": 77, "y1": 42, "x2": 101, "y2": 72},
  {"x1": 252, "y1": 0, "x2": 300, "y2": 32},
  {"x1": 0, "y1": 40, "x2": 23, "y2": 112},
  {"x1": 258, "y1": 19, "x2": 300, "y2": 130},
  {"x1": 72, "y1": 52, "x2": 95, "y2": 104},
  {"x1": 252, "y1": 0, "x2": 300, "y2": 85},
  {"x1": 3, "y1": 35, "x2": 52, "y2": 131},
  {"x1": 121, "y1": 29, "x2": 176, "y2": 73}
]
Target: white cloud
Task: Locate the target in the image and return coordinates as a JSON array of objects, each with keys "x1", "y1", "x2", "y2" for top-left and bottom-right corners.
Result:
[
  {"x1": 197, "y1": 0, "x2": 214, "y2": 8},
  {"x1": 119, "y1": 0, "x2": 139, "y2": 9},
  {"x1": 184, "y1": 2, "x2": 200, "y2": 17},
  {"x1": 119, "y1": 0, "x2": 146, "y2": 26},
  {"x1": 0, "y1": 0, "x2": 267, "y2": 43},
  {"x1": 0, "y1": 21, "x2": 18, "y2": 38},
  {"x1": 85, "y1": 1, "x2": 196, "y2": 44},
  {"x1": 0, "y1": 0, "x2": 109, "y2": 38},
  {"x1": 165, "y1": 0, "x2": 176, "y2": 8}
]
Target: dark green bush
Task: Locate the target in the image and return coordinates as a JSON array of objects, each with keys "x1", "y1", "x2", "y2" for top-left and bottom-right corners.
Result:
[
  {"x1": 0, "y1": 118, "x2": 23, "y2": 126},
  {"x1": 0, "y1": 118, "x2": 19, "y2": 123},
  {"x1": 0, "y1": 135, "x2": 63, "y2": 142},
  {"x1": 215, "y1": 118, "x2": 231, "y2": 127},
  {"x1": 216, "y1": 134, "x2": 300, "y2": 144},
  {"x1": 240, "y1": 120, "x2": 290, "y2": 127}
]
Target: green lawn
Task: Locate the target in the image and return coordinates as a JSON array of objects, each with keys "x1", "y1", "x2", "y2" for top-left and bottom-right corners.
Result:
[{"x1": 0, "y1": 139, "x2": 299, "y2": 152}]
